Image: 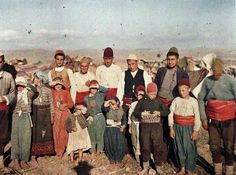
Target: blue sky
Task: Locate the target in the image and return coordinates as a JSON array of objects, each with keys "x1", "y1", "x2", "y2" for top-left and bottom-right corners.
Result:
[{"x1": 0, "y1": 0, "x2": 235, "y2": 50}]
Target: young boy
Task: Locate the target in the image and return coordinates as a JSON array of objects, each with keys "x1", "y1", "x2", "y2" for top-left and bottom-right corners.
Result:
[
  {"x1": 84, "y1": 80, "x2": 107, "y2": 156},
  {"x1": 11, "y1": 77, "x2": 37, "y2": 171},
  {"x1": 133, "y1": 82, "x2": 169, "y2": 175},
  {"x1": 103, "y1": 96, "x2": 125, "y2": 164},
  {"x1": 168, "y1": 78, "x2": 201, "y2": 175},
  {"x1": 128, "y1": 85, "x2": 145, "y2": 163}
]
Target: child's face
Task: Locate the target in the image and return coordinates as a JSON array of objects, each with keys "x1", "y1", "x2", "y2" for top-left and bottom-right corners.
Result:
[
  {"x1": 147, "y1": 92, "x2": 157, "y2": 100},
  {"x1": 136, "y1": 92, "x2": 144, "y2": 101},
  {"x1": 90, "y1": 88, "x2": 98, "y2": 95},
  {"x1": 178, "y1": 85, "x2": 190, "y2": 98},
  {"x1": 17, "y1": 85, "x2": 25, "y2": 92},
  {"x1": 109, "y1": 100, "x2": 118, "y2": 110},
  {"x1": 55, "y1": 84, "x2": 63, "y2": 91}
]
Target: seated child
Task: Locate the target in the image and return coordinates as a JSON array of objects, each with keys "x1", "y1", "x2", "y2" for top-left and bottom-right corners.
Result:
[
  {"x1": 103, "y1": 96, "x2": 125, "y2": 164},
  {"x1": 168, "y1": 79, "x2": 201, "y2": 175},
  {"x1": 66, "y1": 104, "x2": 91, "y2": 165}
]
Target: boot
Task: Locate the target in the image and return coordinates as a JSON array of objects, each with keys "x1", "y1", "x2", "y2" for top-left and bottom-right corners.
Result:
[
  {"x1": 214, "y1": 163, "x2": 222, "y2": 175},
  {"x1": 225, "y1": 166, "x2": 234, "y2": 175}
]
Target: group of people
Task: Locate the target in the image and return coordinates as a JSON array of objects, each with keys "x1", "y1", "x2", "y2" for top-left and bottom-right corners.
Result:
[{"x1": 0, "y1": 46, "x2": 235, "y2": 175}]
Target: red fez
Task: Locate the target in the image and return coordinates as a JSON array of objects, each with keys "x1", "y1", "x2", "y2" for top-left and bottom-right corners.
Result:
[
  {"x1": 135, "y1": 85, "x2": 145, "y2": 93},
  {"x1": 178, "y1": 78, "x2": 190, "y2": 87},
  {"x1": 103, "y1": 47, "x2": 113, "y2": 58},
  {"x1": 147, "y1": 83, "x2": 158, "y2": 93},
  {"x1": 54, "y1": 50, "x2": 65, "y2": 58}
]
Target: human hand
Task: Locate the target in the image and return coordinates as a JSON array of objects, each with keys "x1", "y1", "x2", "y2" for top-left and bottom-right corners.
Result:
[
  {"x1": 59, "y1": 104, "x2": 67, "y2": 111},
  {"x1": 191, "y1": 131, "x2": 198, "y2": 141},
  {"x1": 72, "y1": 127, "x2": 77, "y2": 132},
  {"x1": 153, "y1": 111, "x2": 160, "y2": 116},
  {"x1": 202, "y1": 120, "x2": 208, "y2": 130},
  {"x1": 0, "y1": 96, "x2": 6, "y2": 103},
  {"x1": 85, "y1": 80, "x2": 91, "y2": 87},
  {"x1": 170, "y1": 127, "x2": 175, "y2": 139},
  {"x1": 51, "y1": 116, "x2": 54, "y2": 124}
]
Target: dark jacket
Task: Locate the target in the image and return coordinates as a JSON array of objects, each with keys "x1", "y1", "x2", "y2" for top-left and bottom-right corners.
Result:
[
  {"x1": 154, "y1": 66, "x2": 189, "y2": 98},
  {"x1": 65, "y1": 113, "x2": 89, "y2": 132},
  {"x1": 3, "y1": 63, "x2": 17, "y2": 79}
]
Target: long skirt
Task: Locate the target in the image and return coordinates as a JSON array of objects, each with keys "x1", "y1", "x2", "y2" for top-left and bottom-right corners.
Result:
[
  {"x1": 31, "y1": 104, "x2": 54, "y2": 155},
  {"x1": 104, "y1": 126, "x2": 125, "y2": 162},
  {"x1": 53, "y1": 109, "x2": 70, "y2": 156},
  {"x1": 0, "y1": 110, "x2": 9, "y2": 155},
  {"x1": 66, "y1": 120, "x2": 91, "y2": 155},
  {"x1": 173, "y1": 124, "x2": 197, "y2": 171}
]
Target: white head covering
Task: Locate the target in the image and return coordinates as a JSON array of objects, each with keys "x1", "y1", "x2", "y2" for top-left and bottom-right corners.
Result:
[{"x1": 127, "y1": 54, "x2": 138, "y2": 61}]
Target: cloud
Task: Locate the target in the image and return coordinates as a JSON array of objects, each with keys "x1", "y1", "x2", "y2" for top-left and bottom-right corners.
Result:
[{"x1": 0, "y1": 30, "x2": 22, "y2": 41}]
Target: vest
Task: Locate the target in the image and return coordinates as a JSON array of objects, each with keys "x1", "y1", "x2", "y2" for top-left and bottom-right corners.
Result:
[
  {"x1": 51, "y1": 68, "x2": 71, "y2": 88},
  {"x1": 124, "y1": 69, "x2": 145, "y2": 99}
]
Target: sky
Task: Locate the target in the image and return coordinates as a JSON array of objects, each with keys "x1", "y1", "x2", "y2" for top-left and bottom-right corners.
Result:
[{"x1": 0, "y1": 0, "x2": 235, "y2": 50}]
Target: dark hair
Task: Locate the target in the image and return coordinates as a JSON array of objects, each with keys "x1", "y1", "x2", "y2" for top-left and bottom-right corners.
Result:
[
  {"x1": 54, "y1": 53, "x2": 65, "y2": 59},
  {"x1": 0, "y1": 55, "x2": 5, "y2": 62},
  {"x1": 167, "y1": 52, "x2": 179, "y2": 59}
]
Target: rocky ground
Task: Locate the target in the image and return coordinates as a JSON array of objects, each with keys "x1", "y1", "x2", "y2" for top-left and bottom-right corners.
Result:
[{"x1": 1, "y1": 128, "x2": 218, "y2": 175}]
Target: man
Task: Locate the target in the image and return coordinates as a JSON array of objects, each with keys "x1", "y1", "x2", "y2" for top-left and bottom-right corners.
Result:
[
  {"x1": 48, "y1": 50, "x2": 76, "y2": 101},
  {"x1": 198, "y1": 58, "x2": 236, "y2": 175},
  {"x1": 96, "y1": 47, "x2": 122, "y2": 99},
  {"x1": 154, "y1": 47, "x2": 189, "y2": 106},
  {"x1": 72, "y1": 57, "x2": 96, "y2": 104},
  {"x1": 1, "y1": 53, "x2": 17, "y2": 79},
  {"x1": 154, "y1": 47, "x2": 189, "y2": 165},
  {"x1": 0, "y1": 53, "x2": 16, "y2": 172}
]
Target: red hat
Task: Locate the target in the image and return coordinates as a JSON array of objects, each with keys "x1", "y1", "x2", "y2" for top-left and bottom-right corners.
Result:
[
  {"x1": 103, "y1": 47, "x2": 113, "y2": 58},
  {"x1": 147, "y1": 83, "x2": 158, "y2": 93},
  {"x1": 54, "y1": 50, "x2": 65, "y2": 58},
  {"x1": 135, "y1": 85, "x2": 145, "y2": 94},
  {"x1": 89, "y1": 80, "x2": 99, "y2": 89},
  {"x1": 178, "y1": 78, "x2": 190, "y2": 87}
]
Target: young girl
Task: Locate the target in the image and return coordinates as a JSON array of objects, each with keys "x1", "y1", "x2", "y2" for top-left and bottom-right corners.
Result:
[
  {"x1": 51, "y1": 77, "x2": 74, "y2": 157},
  {"x1": 128, "y1": 85, "x2": 145, "y2": 163},
  {"x1": 84, "y1": 80, "x2": 107, "y2": 156},
  {"x1": 133, "y1": 82, "x2": 170, "y2": 175},
  {"x1": 11, "y1": 77, "x2": 37, "y2": 171},
  {"x1": 66, "y1": 104, "x2": 91, "y2": 165},
  {"x1": 103, "y1": 96, "x2": 125, "y2": 164},
  {"x1": 168, "y1": 79, "x2": 201, "y2": 175}
]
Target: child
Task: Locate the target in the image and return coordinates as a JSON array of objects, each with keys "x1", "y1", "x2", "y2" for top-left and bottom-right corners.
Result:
[
  {"x1": 133, "y1": 82, "x2": 169, "y2": 175},
  {"x1": 11, "y1": 77, "x2": 37, "y2": 171},
  {"x1": 84, "y1": 80, "x2": 107, "y2": 156},
  {"x1": 51, "y1": 77, "x2": 74, "y2": 157},
  {"x1": 103, "y1": 96, "x2": 125, "y2": 164},
  {"x1": 65, "y1": 104, "x2": 91, "y2": 165},
  {"x1": 128, "y1": 85, "x2": 145, "y2": 163},
  {"x1": 168, "y1": 79, "x2": 201, "y2": 175}
]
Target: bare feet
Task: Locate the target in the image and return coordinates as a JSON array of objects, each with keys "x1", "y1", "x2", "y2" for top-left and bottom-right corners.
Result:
[
  {"x1": 20, "y1": 161, "x2": 30, "y2": 170},
  {"x1": 176, "y1": 167, "x2": 185, "y2": 175},
  {"x1": 12, "y1": 160, "x2": 21, "y2": 171}
]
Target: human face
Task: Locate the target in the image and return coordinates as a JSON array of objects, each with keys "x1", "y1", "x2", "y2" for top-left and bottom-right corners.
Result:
[
  {"x1": 80, "y1": 62, "x2": 89, "y2": 74},
  {"x1": 212, "y1": 70, "x2": 222, "y2": 80},
  {"x1": 127, "y1": 60, "x2": 138, "y2": 72},
  {"x1": 109, "y1": 100, "x2": 118, "y2": 110},
  {"x1": 136, "y1": 92, "x2": 145, "y2": 101},
  {"x1": 147, "y1": 92, "x2": 157, "y2": 100},
  {"x1": 178, "y1": 85, "x2": 190, "y2": 99},
  {"x1": 55, "y1": 84, "x2": 63, "y2": 91},
  {"x1": 167, "y1": 55, "x2": 178, "y2": 69},
  {"x1": 90, "y1": 88, "x2": 98, "y2": 95},
  {"x1": 17, "y1": 85, "x2": 25, "y2": 92},
  {"x1": 0, "y1": 56, "x2": 4, "y2": 70},
  {"x1": 55, "y1": 55, "x2": 65, "y2": 67},
  {"x1": 104, "y1": 57, "x2": 113, "y2": 67}
]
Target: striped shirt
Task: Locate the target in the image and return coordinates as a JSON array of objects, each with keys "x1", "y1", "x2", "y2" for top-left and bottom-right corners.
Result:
[{"x1": 0, "y1": 71, "x2": 16, "y2": 104}]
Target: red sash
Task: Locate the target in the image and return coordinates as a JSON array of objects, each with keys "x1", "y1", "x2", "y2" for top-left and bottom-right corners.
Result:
[
  {"x1": 206, "y1": 100, "x2": 236, "y2": 121},
  {"x1": 106, "y1": 88, "x2": 117, "y2": 100},
  {"x1": 0, "y1": 102, "x2": 8, "y2": 111},
  {"x1": 159, "y1": 97, "x2": 173, "y2": 106},
  {"x1": 174, "y1": 114, "x2": 195, "y2": 126},
  {"x1": 75, "y1": 91, "x2": 89, "y2": 105}
]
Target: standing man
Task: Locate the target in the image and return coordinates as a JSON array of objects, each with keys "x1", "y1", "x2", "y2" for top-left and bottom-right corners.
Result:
[
  {"x1": 154, "y1": 47, "x2": 189, "y2": 164},
  {"x1": 73, "y1": 57, "x2": 96, "y2": 104},
  {"x1": 198, "y1": 58, "x2": 236, "y2": 175},
  {"x1": 96, "y1": 47, "x2": 122, "y2": 99},
  {"x1": 48, "y1": 50, "x2": 76, "y2": 101},
  {"x1": 154, "y1": 47, "x2": 189, "y2": 106},
  {"x1": 0, "y1": 53, "x2": 16, "y2": 172}
]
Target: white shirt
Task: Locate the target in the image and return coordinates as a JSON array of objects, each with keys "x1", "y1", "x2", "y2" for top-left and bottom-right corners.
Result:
[
  {"x1": 116, "y1": 69, "x2": 152, "y2": 105},
  {"x1": 72, "y1": 71, "x2": 96, "y2": 102},
  {"x1": 96, "y1": 63, "x2": 122, "y2": 88},
  {"x1": 48, "y1": 66, "x2": 76, "y2": 103}
]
